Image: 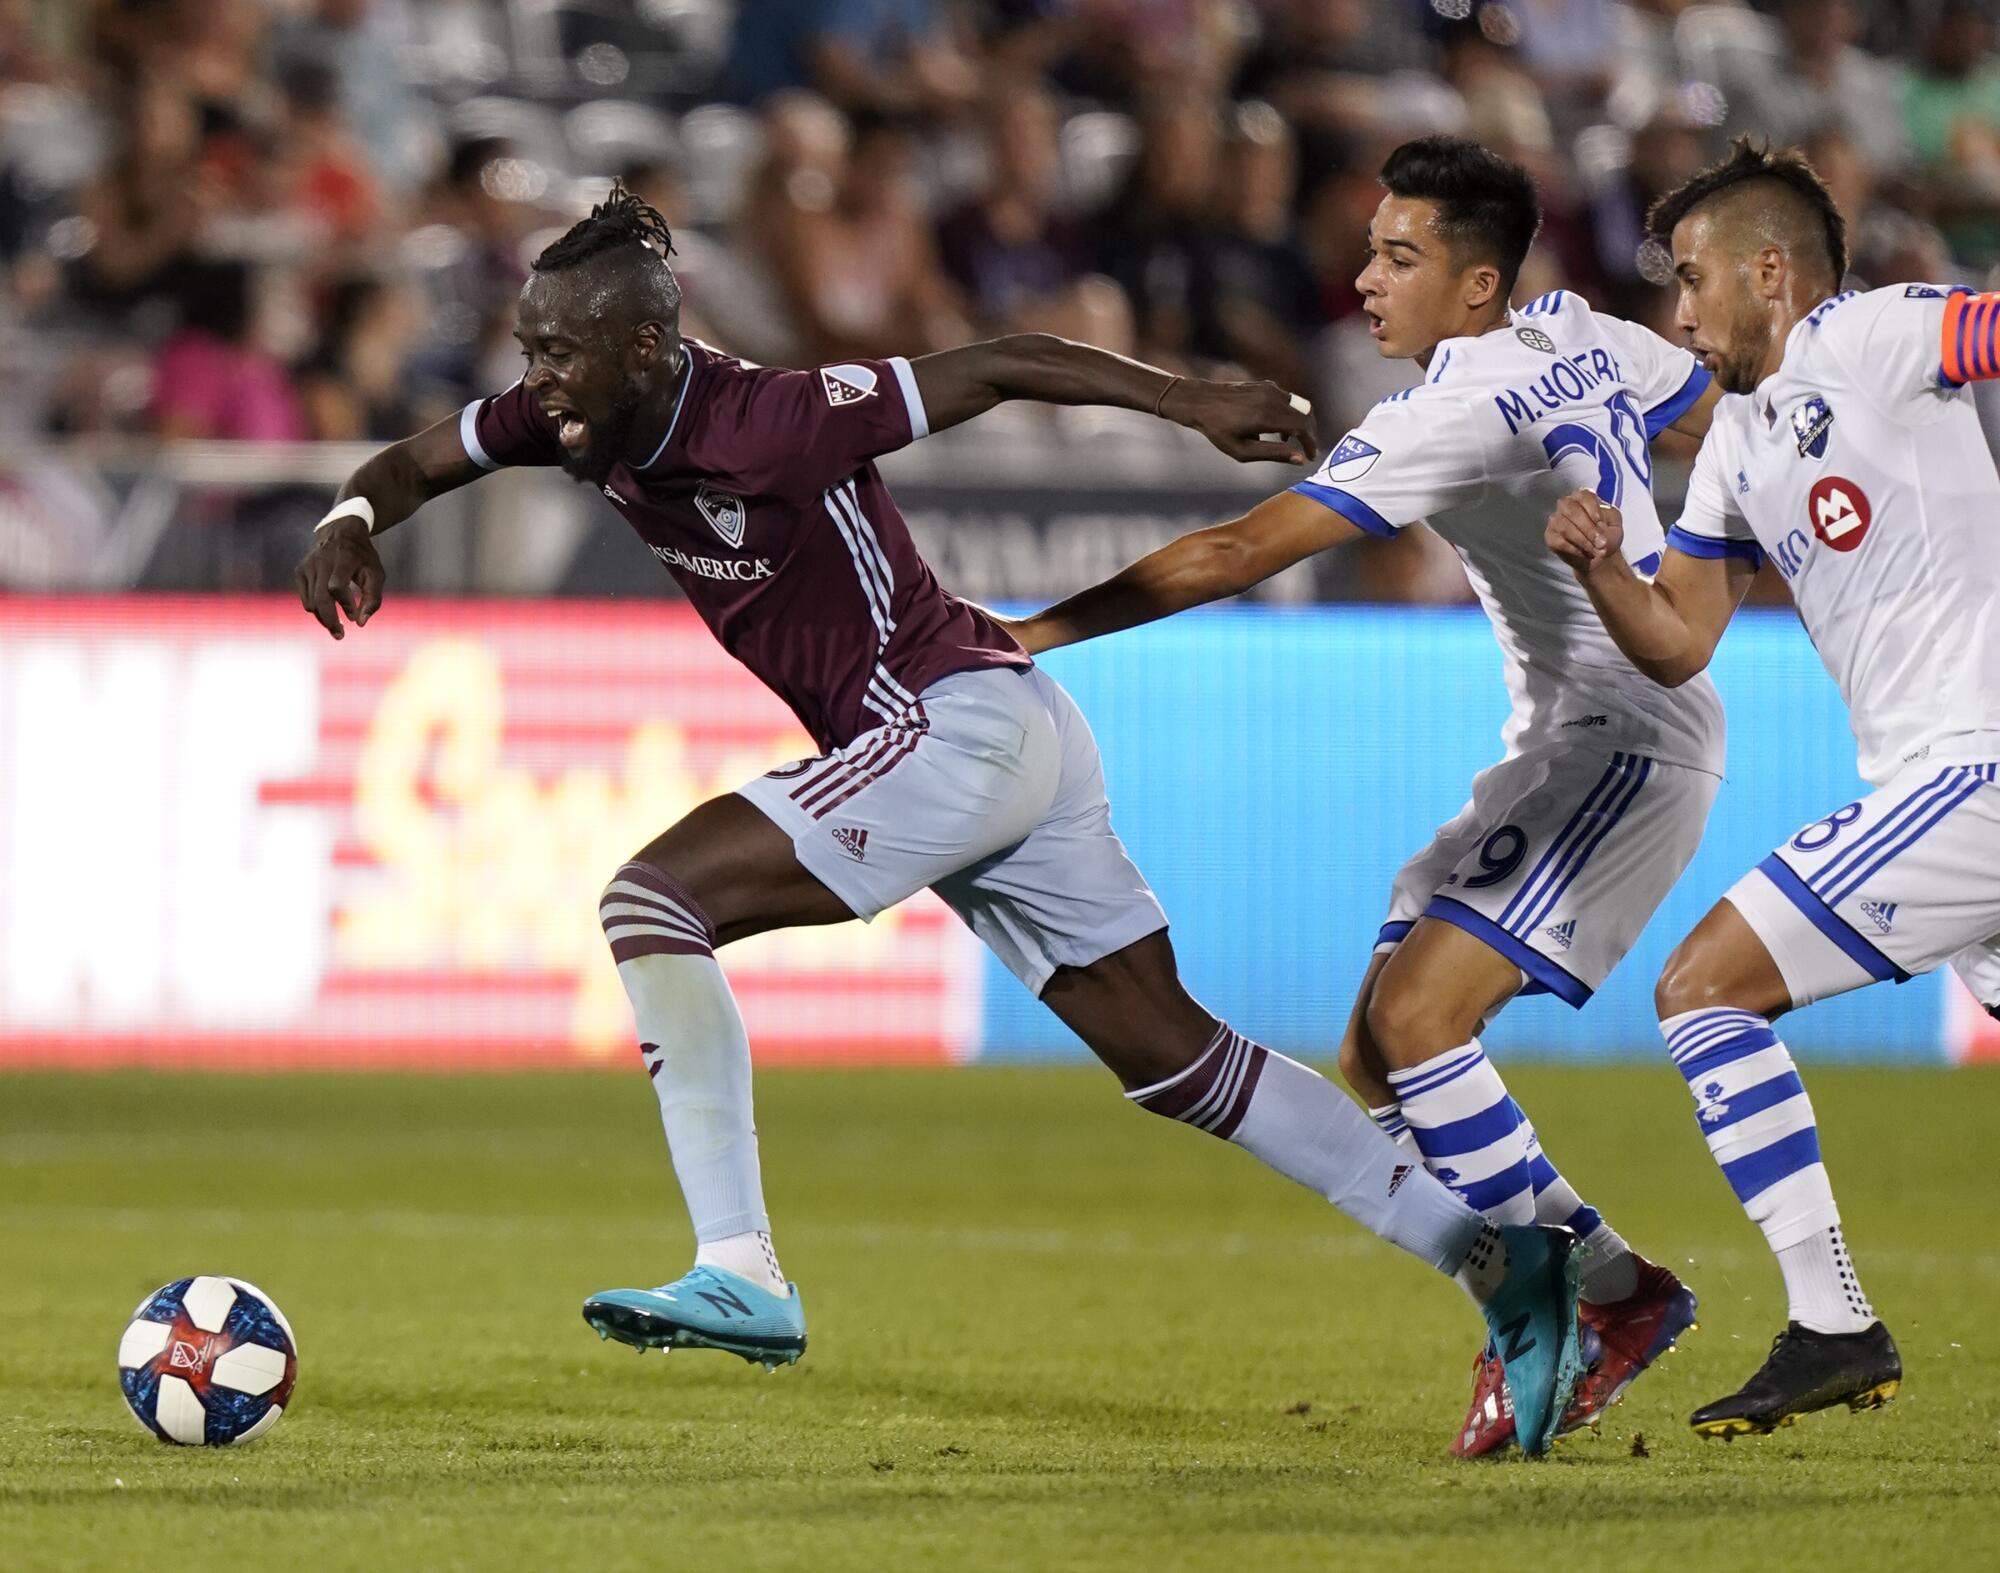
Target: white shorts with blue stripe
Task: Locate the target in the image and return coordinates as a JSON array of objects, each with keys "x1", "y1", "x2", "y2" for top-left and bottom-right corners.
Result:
[
  {"x1": 1723, "y1": 757, "x2": 2000, "y2": 1010},
  {"x1": 1374, "y1": 741, "x2": 1719, "y2": 1006}
]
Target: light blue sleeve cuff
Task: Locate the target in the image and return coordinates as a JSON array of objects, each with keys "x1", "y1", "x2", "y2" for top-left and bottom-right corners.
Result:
[
  {"x1": 889, "y1": 356, "x2": 929, "y2": 440},
  {"x1": 459, "y1": 400, "x2": 496, "y2": 470}
]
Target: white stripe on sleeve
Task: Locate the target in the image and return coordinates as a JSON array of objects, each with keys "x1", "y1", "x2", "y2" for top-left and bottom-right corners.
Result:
[
  {"x1": 459, "y1": 400, "x2": 496, "y2": 470},
  {"x1": 889, "y1": 356, "x2": 930, "y2": 441}
]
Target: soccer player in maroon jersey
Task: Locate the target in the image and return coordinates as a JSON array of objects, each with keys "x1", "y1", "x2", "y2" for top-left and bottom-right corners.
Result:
[{"x1": 296, "y1": 187, "x2": 1584, "y2": 1450}]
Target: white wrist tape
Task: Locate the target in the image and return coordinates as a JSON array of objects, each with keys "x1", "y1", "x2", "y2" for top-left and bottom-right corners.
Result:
[{"x1": 314, "y1": 497, "x2": 376, "y2": 536}]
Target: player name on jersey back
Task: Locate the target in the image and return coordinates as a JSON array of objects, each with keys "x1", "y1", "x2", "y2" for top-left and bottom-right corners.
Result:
[
  {"x1": 1293, "y1": 290, "x2": 1725, "y2": 774},
  {"x1": 1491, "y1": 343, "x2": 1643, "y2": 435}
]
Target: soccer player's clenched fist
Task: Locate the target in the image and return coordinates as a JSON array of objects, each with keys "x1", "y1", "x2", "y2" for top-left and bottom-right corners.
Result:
[{"x1": 1546, "y1": 489, "x2": 1624, "y2": 574}]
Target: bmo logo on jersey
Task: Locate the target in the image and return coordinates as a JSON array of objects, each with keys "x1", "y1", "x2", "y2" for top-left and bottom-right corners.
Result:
[{"x1": 1807, "y1": 476, "x2": 1872, "y2": 552}]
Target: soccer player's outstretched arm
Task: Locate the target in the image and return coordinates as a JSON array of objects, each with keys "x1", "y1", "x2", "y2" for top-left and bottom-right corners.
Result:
[
  {"x1": 908, "y1": 334, "x2": 1319, "y2": 464},
  {"x1": 1546, "y1": 489, "x2": 1755, "y2": 687},
  {"x1": 297, "y1": 414, "x2": 492, "y2": 639},
  {"x1": 1016, "y1": 383, "x2": 1478, "y2": 653},
  {"x1": 1017, "y1": 490, "x2": 1365, "y2": 652}
]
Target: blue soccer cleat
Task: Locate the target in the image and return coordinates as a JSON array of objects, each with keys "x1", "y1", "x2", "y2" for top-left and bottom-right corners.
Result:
[
  {"x1": 1453, "y1": 1253, "x2": 1697, "y2": 1456},
  {"x1": 582, "y1": 1267, "x2": 807, "y2": 1371},
  {"x1": 1476, "y1": 1224, "x2": 1585, "y2": 1458}
]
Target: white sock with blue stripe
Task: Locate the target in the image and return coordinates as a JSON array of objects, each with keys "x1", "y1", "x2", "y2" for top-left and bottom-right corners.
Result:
[
  {"x1": 1518, "y1": 1108, "x2": 1638, "y2": 1303},
  {"x1": 1371, "y1": 1092, "x2": 1635, "y2": 1300},
  {"x1": 1387, "y1": 1042, "x2": 1536, "y2": 1227},
  {"x1": 1368, "y1": 1103, "x2": 1420, "y2": 1155},
  {"x1": 1662, "y1": 1008, "x2": 1873, "y2": 1334}
]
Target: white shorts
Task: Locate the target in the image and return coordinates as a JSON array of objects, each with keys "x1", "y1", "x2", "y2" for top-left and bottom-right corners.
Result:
[
  {"x1": 1723, "y1": 759, "x2": 2000, "y2": 1010},
  {"x1": 1374, "y1": 742, "x2": 1719, "y2": 1007},
  {"x1": 737, "y1": 666, "x2": 1167, "y2": 995}
]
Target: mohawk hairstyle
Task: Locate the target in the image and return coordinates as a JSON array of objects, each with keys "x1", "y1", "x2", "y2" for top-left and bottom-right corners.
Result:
[
  {"x1": 534, "y1": 182, "x2": 678, "y2": 274},
  {"x1": 1647, "y1": 139, "x2": 1848, "y2": 283}
]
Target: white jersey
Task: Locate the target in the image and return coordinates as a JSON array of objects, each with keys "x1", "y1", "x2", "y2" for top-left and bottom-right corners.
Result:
[
  {"x1": 1296, "y1": 290, "x2": 1725, "y2": 773},
  {"x1": 1674, "y1": 285, "x2": 2000, "y2": 785}
]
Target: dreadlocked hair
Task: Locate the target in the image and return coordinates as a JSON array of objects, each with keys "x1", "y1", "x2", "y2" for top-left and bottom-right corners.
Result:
[
  {"x1": 1647, "y1": 138, "x2": 1848, "y2": 283},
  {"x1": 534, "y1": 182, "x2": 677, "y2": 274}
]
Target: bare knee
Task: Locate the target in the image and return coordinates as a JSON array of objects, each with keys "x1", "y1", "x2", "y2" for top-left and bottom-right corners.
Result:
[
  {"x1": 1654, "y1": 938, "x2": 1730, "y2": 1019},
  {"x1": 1363, "y1": 981, "x2": 1471, "y2": 1070},
  {"x1": 1654, "y1": 903, "x2": 1792, "y2": 1022}
]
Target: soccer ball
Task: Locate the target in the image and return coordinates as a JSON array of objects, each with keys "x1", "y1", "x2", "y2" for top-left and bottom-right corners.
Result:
[{"x1": 117, "y1": 1276, "x2": 299, "y2": 1446}]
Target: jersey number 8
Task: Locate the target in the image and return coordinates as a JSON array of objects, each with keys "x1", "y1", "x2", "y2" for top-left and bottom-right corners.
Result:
[{"x1": 1792, "y1": 802, "x2": 1864, "y2": 852}]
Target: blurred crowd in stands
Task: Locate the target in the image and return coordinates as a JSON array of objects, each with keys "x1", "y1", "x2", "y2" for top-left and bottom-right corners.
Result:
[{"x1": 3, "y1": 0, "x2": 1999, "y2": 595}]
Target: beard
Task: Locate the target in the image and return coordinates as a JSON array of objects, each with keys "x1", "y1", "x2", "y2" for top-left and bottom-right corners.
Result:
[
  {"x1": 1717, "y1": 346, "x2": 1765, "y2": 395},
  {"x1": 1714, "y1": 291, "x2": 1774, "y2": 394},
  {"x1": 558, "y1": 380, "x2": 646, "y2": 487}
]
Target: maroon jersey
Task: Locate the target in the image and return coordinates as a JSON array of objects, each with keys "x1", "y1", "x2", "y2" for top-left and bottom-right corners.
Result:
[{"x1": 461, "y1": 341, "x2": 1028, "y2": 751}]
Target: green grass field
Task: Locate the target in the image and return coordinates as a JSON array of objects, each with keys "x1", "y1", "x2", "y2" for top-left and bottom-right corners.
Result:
[{"x1": 4, "y1": 1065, "x2": 1997, "y2": 1571}]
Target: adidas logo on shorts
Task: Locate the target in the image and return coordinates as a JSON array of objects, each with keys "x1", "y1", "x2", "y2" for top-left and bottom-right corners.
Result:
[
  {"x1": 1542, "y1": 918, "x2": 1576, "y2": 950},
  {"x1": 831, "y1": 826, "x2": 869, "y2": 862},
  {"x1": 1858, "y1": 899, "x2": 1897, "y2": 934}
]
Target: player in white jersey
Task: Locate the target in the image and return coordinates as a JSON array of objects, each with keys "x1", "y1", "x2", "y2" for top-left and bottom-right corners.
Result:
[
  {"x1": 1542, "y1": 141, "x2": 1984, "y2": 1436},
  {"x1": 1010, "y1": 137, "x2": 1724, "y2": 1454}
]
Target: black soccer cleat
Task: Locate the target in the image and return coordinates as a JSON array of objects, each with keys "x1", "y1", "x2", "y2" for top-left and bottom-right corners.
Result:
[{"x1": 1689, "y1": 1320, "x2": 1901, "y2": 1438}]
